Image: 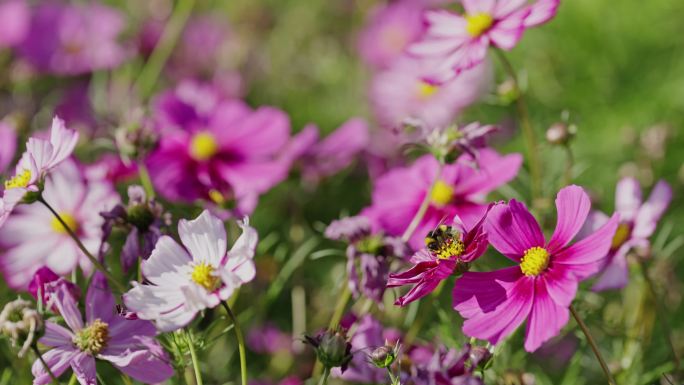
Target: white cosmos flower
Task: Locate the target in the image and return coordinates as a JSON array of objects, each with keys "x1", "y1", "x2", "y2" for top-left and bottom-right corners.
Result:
[{"x1": 123, "y1": 210, "x2": 258, "y2": 332}]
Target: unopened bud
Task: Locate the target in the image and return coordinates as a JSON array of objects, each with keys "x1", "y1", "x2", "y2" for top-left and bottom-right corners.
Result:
[
  {"x1": 469, "y1": 345, "x2": 492, "y2": 369},
  {"x1": 304, "y1": 328, "x2": 353, "y2": 372},
  {"x1": 369, "y1": 343, "x2": 398, "y2": 368},
  {"x1": 545, "y1": 123, "x2": 576, "y2": 146}
]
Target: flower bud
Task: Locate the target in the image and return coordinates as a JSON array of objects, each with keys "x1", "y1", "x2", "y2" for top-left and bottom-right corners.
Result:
[
  {"x1": 369, "y1": 343, "x2": 398, "y2": 368},
  {"x1": 304, "y1": 328, "x2": 353, "y2": 372},
  {"x1": 469, "y1": 345, "x2": 492, "y2": 369},
  {"x1": 545, "y1": 122, "x2": 577, "y2": 146},
  {"x1": 0, "y1": 298, "x2": 43, "y2": 357}
]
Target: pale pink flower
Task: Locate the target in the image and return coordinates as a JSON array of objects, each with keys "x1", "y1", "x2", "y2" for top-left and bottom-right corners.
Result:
[{"x1": 124, "y1": 210, "x2": 258, "y2": 331}]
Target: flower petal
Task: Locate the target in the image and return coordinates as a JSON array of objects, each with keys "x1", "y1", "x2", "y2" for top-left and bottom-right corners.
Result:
[
  {"x1": 453, "y1": 266, "x2": 522, "y2": 317},
  {"x1": 85, "y1": 272, "x2": 116, "y2": 324},
  {"x1": 141, "y1": 235, "x2": 191, "y2": 285},
  {"x1": 547, "y1": 185, "x2": 591, "y2": 253},
  {"x1": 40, "y1": 322, "x2": 74, "y2": 348},
  {"x1": 591, "y1": 245, "x2": 630, "y2": 291},
  {"x1": 31, "y1": 347, "x2": 78, "y2": 385},
  {"x1": 71, "y1": 353, "x2": 97, "y2": 385},
  {"x1": 179, "y1": 210, "x2": 227, "y2": 266},
  {"x1": 485, "y1": 200, "x2": 544, "y2": 261},
  {"x1": 632, "y1": 180, "x2": 672, "y2": 239},
  {"x1": 524, "y1": 279, "x2": 570, "y2": 352},
  {"x1": 615, "y1": 177, "x2": 642, "y2": 222}
]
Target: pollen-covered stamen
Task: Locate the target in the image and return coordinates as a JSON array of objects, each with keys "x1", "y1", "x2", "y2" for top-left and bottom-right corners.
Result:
[
  {"x1": 51, "y1": 213, "x2": 79, "y2": 234},
  {"x1": 465, "y1": 13, "x2": 494, "y2": 37},
  {"x1": 190, "y1": 131, "x2": 219, "y2": 161},
  {"x1": 190, "y1": 262, "x2": 221, "y2": 292},
  {"x1": 416, "y1": 81, "x2": 439, "y2": 100},
  {"x1": 4, "y1": 169, "x2": 32, "y2": 190},
  {"x1": 430, "y1": 180, "x2": 454, "y2": 207},
  {"x1": 73, "y1": 319, "x2": 110, "y2": 355},
  {"x1": 611, "y1": 223, "x2": 631, "y2": 250},
  {"x1": 425, "y1": 225, "x2": 465, "y2": 260},
  {"x1": 520, "y1": 247, "x2": 550, "y2": 276}
]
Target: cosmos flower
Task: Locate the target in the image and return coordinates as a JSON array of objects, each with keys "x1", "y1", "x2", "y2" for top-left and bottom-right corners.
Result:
[
  {"x1": 587, "y1": 178, "x2": 672, "y2": 291},
  {"x1": 325, "y1": 216, "x2": 409, "y2": 304},
  {"x1": 28, "y1": 267, "x2": 81, "y2": 313},
  {"x1": 0, "y1": 159, "x2": 118, "y2": 288},
  {"x1": 0, "y1": 117, "x2": 79, "y2": 228},
  {"x1": 288, "y1": 118, "x2": 370, "y2": 183},
  {"x1": 363, "y1": 149, "x2": 521, "y2": 249},
  {"x1": 0, "y1": 0, "x2": 29, "y2": 49},
  {"x1": 409, "y1": 0, "x2": 560, "y2": 83},
  {"x1": 18, "y1": 2, "x2": 126, "y2": 75},
  {"x1": 370, "y1": 57, "x2": 491, "y2": 130},
  {"x1": 0, "y1": 121, "x2": 17, "y2": 174},
  {"x1": 358, "y1": 1, "x2": 427, "y2": 70},
  {"x1": 453, "y1": 186, "x2": 619, "y2": 352},
  {"x1": 123, "y1": 210, "x2": 258, "y2": 332},
  {"x1": 32, "y1": 273, "x2": 174, "y2": 385},
  {"x1": 387, "y1": 211, "x2": 489, "y2": 306},
  {"x1": 146, "y1": 82, "x2": 293, "y2": 215}
]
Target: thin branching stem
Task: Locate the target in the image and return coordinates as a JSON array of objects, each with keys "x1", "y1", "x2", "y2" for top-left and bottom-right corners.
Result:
[
  {"x1": 569, "y1": 304, "x2": 616, "y2": 385},
  {"x1": 222, "y1": 302, "x2": 248, "y2": 385}
]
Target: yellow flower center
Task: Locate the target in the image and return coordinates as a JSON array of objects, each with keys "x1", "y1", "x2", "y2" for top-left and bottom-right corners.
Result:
[
  {"x1": 190, "y1": 132, "x2": 219, "y2": 161},
  {"x1": 191, "y1": 262, "x2": 221, "y2": 292},
  {"x1": 520, "y1": 247, "x2": 550, "y2": 276},
  {"x1": 465, "y1": 13, "x2": 494, "y2": 37},
  {"x1": 208, "y1": 189, "x2": 225, "y2": 205},
  {"x1": 430, "y1": 180, "x2": 454, "y2": 207},
  {"x1": 611, "y1": 223, "x2": 631, "y2": 250},
  {"x1": 73, "y1": 319, "x2": 109, "y2": 355},
  {"x1": 416, "y1": 81, "x2": 439, "y2": 100},
  {"x1": 51, "y1": 213, "x2": 79, "y2": 234},
  {"x1": 4, "y1": 169, "x2": 32, "y2": 190}
]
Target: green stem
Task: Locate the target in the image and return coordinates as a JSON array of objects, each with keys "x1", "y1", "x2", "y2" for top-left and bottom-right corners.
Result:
[
  {"x1": 563, "y1": 144, "x2": 574, "y2": 186},
  {"x1": 313, "y1": 285, "x2": 352, "y2": 376},
  {"x1": 317, "y1": 367, "x2": 330, "y2": 385},
  {"x1": 134, "y1": 0, "x2": 196, "y2": 100},
  {"x1": 31, "y1": 345, "x2": 59, "y2": 385},
  {"x1": 569, "y1": 304, "x2": 616, "y2": 385},
  {"x1": 401, "y1": 162, "x2": 444, "y2": 243},
  {"x1": 38, "y1": 198, "x2": 126, "y2": 293},
  {"x1": 637, "y1": 259, "x2": 680, "y2": 371},
  {"x1": 222, "y1": 302, "x2": 248, "y2": 385},
  {"x1": 494, "y1": 49, "x2": 543, "y2": 201},
  {"x1": 137, "y1": 161, "x2": 156, "y2": 199},
  {"x1": 67, "y1": 374, "x2": 77, "y2": 385},
  {"x1": 185, "y1": 329, "x2": 203, "y2": 385}
]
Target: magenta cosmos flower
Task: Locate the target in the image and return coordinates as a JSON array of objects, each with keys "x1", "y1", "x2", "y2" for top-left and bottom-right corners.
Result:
[
  {"x1": 358, "y1": 1, "x2": 426, "y2": 70},
  {"x1": 0, "y1": 117, "x2": 79, "y2": 229},
  {"x1": 0, "y1": 0, "x2": 29, "y2": 49},
  {"x1": 146, "y1": 82, "x2": 293, "y2": 215},
  {"x1": 363, "y1": 149, "x2": 521, "y2": 249},
  {"x1": 124, "y1": 210, "x2": 258, "y2": 332},
  {"x1": 453, "y1": 186, "x2": 619, "y2": 352},
  {"x1": 0, "y1": 159, "x2": 118, "y2": 288},
  {"x1": 19, "y1": 2, "x2": 126, "y2": 75},
  {"x1": 388, "y1": 212, "x2": 489, "y2": 306},
  {"x1": 409, "y1": 0, "x2": 560, "y2": 83},
  {"x1": 32, "y1": 273, "x2": 174, "y2": 385},
  {"x1": 588, "y1": 178, "x2": 672, "y2": 291},
  {"x1": 370, "y1": 57, "x2": 491, "y2": 130}
]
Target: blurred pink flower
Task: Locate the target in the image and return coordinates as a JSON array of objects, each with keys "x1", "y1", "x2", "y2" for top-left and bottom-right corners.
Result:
[
  {"x1": 0, "y1": 121, "x2": 17, "y2": 174},
  {"x1": 0, "y1": 159, "x2": 118, "y2": 288},
  {"x1": 32, "y1": 273, "x2": 174, "y2": 385},
  {"x1": 124, "y1": 210, "x2": 258, "y2": 331},
  {"x1": 0, "y1": 117, "x2": 79, "y2": 228},
  {"x1": 410, "y1": 0, "x2": 560, "y2": 83},
  {"x1": 247, "y1": 323, "x2": 293, "y2": 354},
  {"x1": 18, "y1": 2, "x2": 126, "y2": 75},
  {"x1": 363, "y1": 149, "x2": 521, "y2": 249},
  {"x1": 388, "y1": 211, "x2": 490, "y2": 306},
  {"x1": 0, "y1": 0, "x2": 30, "y2": 48},
  {"x1": 586, "y1": 178, "x2": 672, "y2": 291},
  {"x1": 370, "y1": 57, "x2": 491, "y2": 130},
  {"x1": 454, "y1": 186, "x2": 618, "y2": 352},
  {"x1": 358, "y1": 1, "x2": 426, "y2": 70},
  {"x1": 147, "y1": 82, "x2": 294, "y2": 215}
]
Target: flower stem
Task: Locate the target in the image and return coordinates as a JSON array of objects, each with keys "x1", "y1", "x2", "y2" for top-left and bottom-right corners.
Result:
[
  {"x1": 313, "y1": 285, "x2": 352, "y2": 376},
  {"x1": 31, "y1": 345, "x2": 59, "y2": 385},
  {"x1": 222, "y1": 302, "x2": 248, "y2": 385},
  {"x1": 494, "y1": 49, "x2": 542, "y2": 201},
  {"x1": 134, "y1": 0, "x2": 196, "y2": 100},
  {"x1": 185, "y1": 329, "x2": 203, "y2": 385},
  {"x1": 636, "y1": 258, "x2": 680, "y2": 371},
  {"x1": 317, "y1": 367, "x2": 330, "y2": 385},
  {"x1": 563, "y1": 144, "x2": 574, "y2": 186},
  {"x1": 67, "y1": 374, "x2": 77, "y2": 385},
  {"x1": 401, "y1": 162, "x2": 444, "y2": 243},
  {"x1": 137, "y1": 161, "x2": 156, "y2": 200},
  {"x1": 38, "y1": 198, "x2": 126, "y2": 293},
  {"x1": 569, "y1": 304, "x2": 616, "y2": 385}
]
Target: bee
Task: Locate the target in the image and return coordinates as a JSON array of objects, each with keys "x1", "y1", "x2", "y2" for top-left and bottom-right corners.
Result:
[{"x1": 424, "y1": 224, "x2": 465, "y2": 260}]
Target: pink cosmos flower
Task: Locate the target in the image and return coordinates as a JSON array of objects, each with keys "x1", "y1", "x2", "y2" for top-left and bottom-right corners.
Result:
[
  {"x1": 0, "y1": 121, "x2": 17, "y2": 174},
  {"x1": 0, "y1": 0, "x2": 29, "y2": 48},
  {"x1": 363, "y1": 149, "x2": 521, "y2": 249},
  {"x1": 287, "y1": 118, "x2": 370, "y2": 182},
  {"x1": 453, "y1": 186, "x2": 619, "y2": 352},
  {"x1": 0, "y1": 159, "x2": 117, "y2": 288},
  {"x1": 146, "y1": 82, "x2": 293, "y2": 215},
  {"x1": 587, "y1": 178, "x2": 672, "y2": 291},
  {"x1": 19, "y1": 2, "x2": 126, "y2": 75},
  {"x1": 358, "y1": 1, "x2": 426, "y2": 70},
  {"x1": 409, "y1": 0, "x2": 560, "y2": 83},
  {"x1": 123, "y1": 210, "x2": 258, "y2": 332},
  {"x1": 32, "y1": 273, "x2": 174, "y2": 385},
  {"x1": 28, "y1": 266, "x2": 81, "y2": 313},
  {"x1": 0, "y1": 117, "x2": 79, "y2": 228},
  {"x1": 370, "y1": 57, "x2": 491, "y2": 130},
  {"x1": 388, "y1": 212, "x2": 489, "y2": 306}
]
